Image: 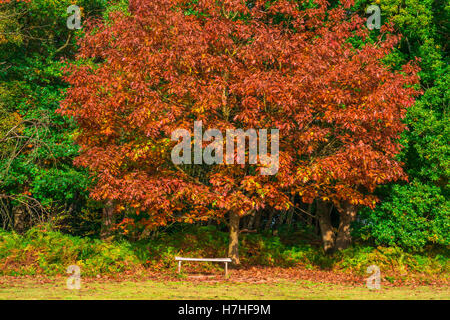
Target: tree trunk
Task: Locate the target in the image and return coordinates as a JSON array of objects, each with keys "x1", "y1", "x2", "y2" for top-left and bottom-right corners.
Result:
[
  {"x1": 101, "y1": 200, "x2": 114, "y2": 240},
  {"x1": 276, "y1": 210, "x2": 286, "y2": 229},
  {"x1": 306, "y1": 203, "x2": 313, "y2": 226},
  {"x1": 286, "y1": 207, "x2": 294, "y2": 227},
  {"x1": 316, "y1": 200, "x2": 335, "y2": 253},
  {"x1": 264, "y1": 209, "x2": 274, "y2": 231},
  {"x1": 335, "y1": 203, "x2": 357, "y2": 251},
  {"x1": 247, "y1": 210, "x2": 256, "y2": 230},
  {"x1": 228, "y1": 212, "x2": 240, "y2": 264},
  {"x1": 13, "y1": 205, "x2": 26, "y2": 234},
  {"x1": 286, "y1": 195, "x2": 295, "y2": 227},
  {"x1": 254, "y1": 211, "x2": 261, "y2": 231}
]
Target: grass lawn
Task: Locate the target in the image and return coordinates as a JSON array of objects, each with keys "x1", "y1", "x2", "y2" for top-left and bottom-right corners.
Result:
[{"x1": 0, "y1": 277, "x2": 448, "y2": 300}]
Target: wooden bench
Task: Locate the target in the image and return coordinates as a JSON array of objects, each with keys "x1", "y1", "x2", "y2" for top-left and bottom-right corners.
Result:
[{"x1": 175, "y1": 257, "x2": 232, "y2": 276}]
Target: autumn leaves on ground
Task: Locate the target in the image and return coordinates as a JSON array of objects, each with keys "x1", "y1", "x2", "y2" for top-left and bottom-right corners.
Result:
[{"x1": 0, "y1": 0, "x2": 448, "y2": 300}]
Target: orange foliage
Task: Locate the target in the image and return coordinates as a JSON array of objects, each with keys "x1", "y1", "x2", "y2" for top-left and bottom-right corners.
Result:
[{"x1": 59, "y1": 0, "x2": 420, "y2": 228}]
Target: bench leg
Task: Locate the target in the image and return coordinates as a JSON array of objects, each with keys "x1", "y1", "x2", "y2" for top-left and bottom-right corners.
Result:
[
  {"x1": 224, "y1": 262, "x2": 228, "y2": 277},
  {"x1": 178, "y1": 261, "x2": 182, "y2": 273}
]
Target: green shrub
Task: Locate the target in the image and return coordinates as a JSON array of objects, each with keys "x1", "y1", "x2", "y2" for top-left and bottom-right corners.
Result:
[
  {"x1": 0, "y1": 225, "x2": 141, "y2": 276},
  {"x1": 355, "y1": 182, "x2": 449, "y2": 250}
]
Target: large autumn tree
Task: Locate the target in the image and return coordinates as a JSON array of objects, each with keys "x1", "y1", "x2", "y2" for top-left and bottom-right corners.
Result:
[{"x1": 60, "y1": 0, "x2": 419, "y2": 260}]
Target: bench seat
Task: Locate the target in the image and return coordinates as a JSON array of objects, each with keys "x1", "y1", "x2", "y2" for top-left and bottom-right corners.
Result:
[{"x1": 175, "y1": 256, "x2": 232, "y2": 276}]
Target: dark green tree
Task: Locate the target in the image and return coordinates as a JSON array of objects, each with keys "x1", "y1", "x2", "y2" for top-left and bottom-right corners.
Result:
[{"x1": 353, "y1": 0, "x2": 449, "y2": 249}]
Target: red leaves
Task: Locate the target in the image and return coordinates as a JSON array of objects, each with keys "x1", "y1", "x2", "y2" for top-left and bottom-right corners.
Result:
[{"x1": 59, "y1": 0, "x2": 420, "y2": 225}]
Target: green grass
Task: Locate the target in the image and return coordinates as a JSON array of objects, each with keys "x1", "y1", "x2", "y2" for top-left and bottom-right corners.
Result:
[{"x1": 0, "y1": 277, "x2": 448, "y2": 300}]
